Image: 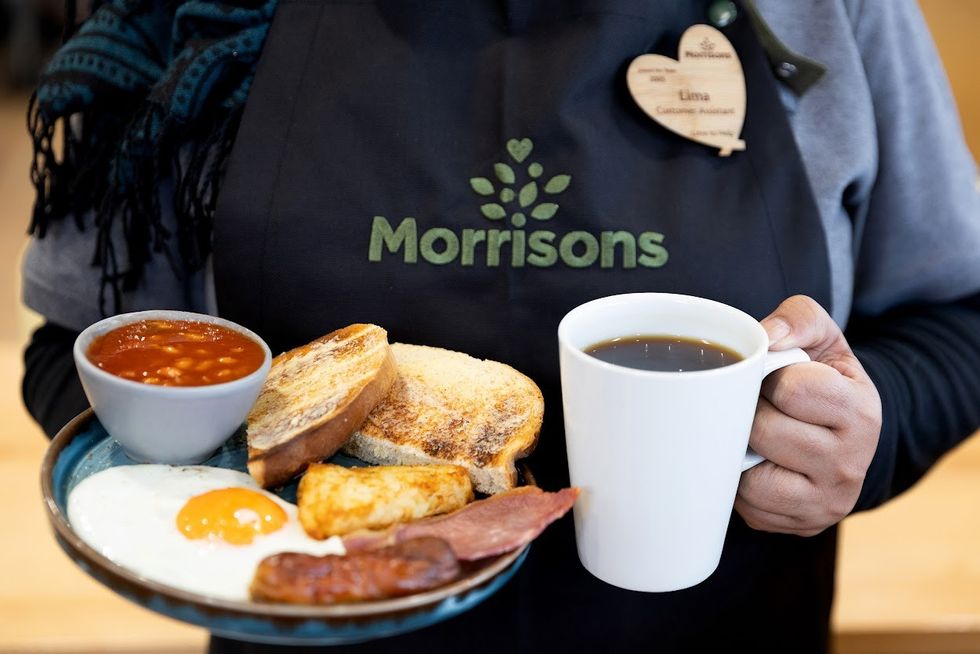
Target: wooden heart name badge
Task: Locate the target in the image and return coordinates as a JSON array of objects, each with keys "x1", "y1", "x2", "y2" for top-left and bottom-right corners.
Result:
[{"x1": 627, "y1": 24, "x2": 746, "y2": 156}]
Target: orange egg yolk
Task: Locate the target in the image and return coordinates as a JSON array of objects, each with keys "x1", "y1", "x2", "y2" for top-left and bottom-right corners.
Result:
[{"x1": 176, "y1": 488, "x2": 287, "y2": 545}]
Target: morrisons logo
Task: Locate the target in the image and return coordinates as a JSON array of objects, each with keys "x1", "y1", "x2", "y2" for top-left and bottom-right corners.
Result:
[{"x1": 367, "y1": 137, "x2": 669, "y2": 269}]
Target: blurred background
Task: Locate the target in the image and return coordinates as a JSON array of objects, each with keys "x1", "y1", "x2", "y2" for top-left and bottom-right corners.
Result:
[{"x1": 0, "y1": 2, "x2": 977, "y2": 653}]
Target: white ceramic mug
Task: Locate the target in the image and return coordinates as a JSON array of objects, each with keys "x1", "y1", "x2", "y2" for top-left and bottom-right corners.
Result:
[{"x1": 557, "y1": 293, "x2": 808, "y2": 592}]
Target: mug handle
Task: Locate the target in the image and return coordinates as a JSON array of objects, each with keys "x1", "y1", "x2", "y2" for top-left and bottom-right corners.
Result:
[{"x1": 741, "y1": 347, "x2": 811, "y2": 472}]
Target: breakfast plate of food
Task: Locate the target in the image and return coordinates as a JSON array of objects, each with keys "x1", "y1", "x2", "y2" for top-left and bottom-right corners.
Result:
[{"x1": 42, "y1": 313, "x2": 577, "y2": 645}]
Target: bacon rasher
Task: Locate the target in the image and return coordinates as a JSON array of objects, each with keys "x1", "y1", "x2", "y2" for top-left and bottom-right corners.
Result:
[{"x1": 343, "y1": 486, "x2": 579, "y2": 561}]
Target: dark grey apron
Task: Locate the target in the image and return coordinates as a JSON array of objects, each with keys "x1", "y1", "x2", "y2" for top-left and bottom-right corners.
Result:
[{"x1": 214, "y1": 1, "x2": 835, "y2": 650}]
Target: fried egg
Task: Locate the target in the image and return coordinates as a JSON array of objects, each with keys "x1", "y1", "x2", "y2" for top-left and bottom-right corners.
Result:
[{"x1": 67, "y1": 465, "x2": 345, "y2": 600}]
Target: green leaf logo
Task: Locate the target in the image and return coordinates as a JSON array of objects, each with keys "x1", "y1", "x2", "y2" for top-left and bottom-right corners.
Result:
[
  {"x1": 544, "y1": 175, "x2": 571, "y2": 194},
  {"x1": 494, "y1": 163, "x2": 515, "y2": 184},
  {"x1": 469, "y1": 177, "x2": 494, "y2": 196},
  {"x1": 470, "y1": 137, "x2": 571, "y2": 226},
  {"x1": 531, "y1": 203, "x2": 559, "y2": 220},
  {"x1": 481, "y1": 203, "x2": 507, "y2": 220},
  {"x1": 519, "y1": 181, "x2": 538, "y2": 208},
  {"x1": 506, "y1": 138, "x2": 533, "y2": 163}
]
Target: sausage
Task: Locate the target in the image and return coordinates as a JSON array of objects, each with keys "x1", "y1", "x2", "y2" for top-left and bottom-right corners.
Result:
[{"x1": 250, "y1": 537, "x2": 460, "y2": 604}]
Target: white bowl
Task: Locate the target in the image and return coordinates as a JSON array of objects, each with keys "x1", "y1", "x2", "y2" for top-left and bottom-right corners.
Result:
[{"x1": 73, "y1": 310, "x2": 272, "y2": 464}]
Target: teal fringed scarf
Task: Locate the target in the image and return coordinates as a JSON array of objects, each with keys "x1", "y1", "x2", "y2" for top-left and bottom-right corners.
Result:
[{"x1": 29, "y1": 0, "x2": 278, "y2": 314}]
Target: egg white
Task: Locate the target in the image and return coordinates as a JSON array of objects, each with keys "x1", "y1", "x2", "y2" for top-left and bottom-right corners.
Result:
[{"x1": 67, "y1": 465, "x2": 345, "y2": 601}]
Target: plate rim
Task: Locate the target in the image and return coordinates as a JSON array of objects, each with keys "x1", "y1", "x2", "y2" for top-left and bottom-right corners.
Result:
[{"x1": 41, "y1": 409, "x2": 527, "y2": 620}]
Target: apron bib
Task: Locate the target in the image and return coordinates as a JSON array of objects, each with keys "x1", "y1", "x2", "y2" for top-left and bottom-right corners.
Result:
[{"x1": 215, "y1": 1, "x2": 834, "y2": 650}]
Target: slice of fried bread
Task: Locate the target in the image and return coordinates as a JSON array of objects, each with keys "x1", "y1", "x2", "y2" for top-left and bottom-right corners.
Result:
[
  {"x1": 298, "y1": 463, "x2": 473, "y2": 539},
  {"x1": 246, "y1": 324, "x2": 396, "y2": 488},
  {"x1": 341, "y1": 343, "x2": 543, "y2": 495}
]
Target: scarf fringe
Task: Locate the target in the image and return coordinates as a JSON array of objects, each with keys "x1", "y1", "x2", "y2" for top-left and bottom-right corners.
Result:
[
  {"x1": 95, "y1": 104, "x2": 242, "y2": 316},
  {"x1": 30, "y1": 0, "x2": 273, "y2": 316},
  {"x1": 29, "y1": 89, "x2": 142, "y2": 235},
  {"x1": 31, "y1": 94, "x2": 240, "y2": 316}
]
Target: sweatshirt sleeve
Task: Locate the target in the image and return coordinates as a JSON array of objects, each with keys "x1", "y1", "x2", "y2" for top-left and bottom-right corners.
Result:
[
  {"x1": 848, "y1": 293, "x2": 980, "y2": 511},
  {"x1": 21, "y1": 201, "x2": 210, "y2": 333},
  {"x1": 846, "y1": 0, "x2": 980, "y2": 314},
  {"x1": 23, "y1": 322, "x2": 90, "y2": 439},
  {"x1": 841, "y1": 0, "x2": 980, "y2": 509}
]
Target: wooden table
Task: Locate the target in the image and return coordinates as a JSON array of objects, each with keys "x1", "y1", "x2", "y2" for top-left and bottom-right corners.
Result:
[
  {"x1": 0, "y1": 92, "x2": 208, "y2": 652},
  {"x1": 833, "y1": 431, "x2": 980, "y2": 654},
  {"x1": 0, "y1": 342, "x2": 208, "y2": 654}
]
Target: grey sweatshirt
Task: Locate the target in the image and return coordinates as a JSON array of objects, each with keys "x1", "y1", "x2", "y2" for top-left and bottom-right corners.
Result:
[{"x1": 21, "y1": 0, "x2": 980, "y2": 329}]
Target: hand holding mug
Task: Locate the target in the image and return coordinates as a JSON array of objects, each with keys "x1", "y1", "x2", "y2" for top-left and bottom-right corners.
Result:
[
  {"x1": 736, "y1": 295, "x2": 882, "y2": 537},
  {"x1": 559, "y1": 293, "x2": 811, "y2": 592}
]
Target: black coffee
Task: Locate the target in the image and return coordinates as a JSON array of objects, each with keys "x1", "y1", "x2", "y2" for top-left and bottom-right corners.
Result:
[{"x1": 584, "y1": 335, "x2": 743, "y2": 372}]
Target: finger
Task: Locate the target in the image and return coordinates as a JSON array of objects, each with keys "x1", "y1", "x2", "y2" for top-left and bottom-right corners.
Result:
[
  {"x1": 735, "y1": 498, "x2": 797, "y2": 527},
  {"x1": 761, "y1": 295, "x2": 848, "y2": 362},
  {"x1": 735, "y1": 499, "x2": 825, "y2": 537},
  {"x1": 760, "y1": 361, "x2": 856, "y2": 430},
  {"x1": 737, "y1": 461, "x2": 818, "y2": 517},
  {"x1": 749, "y1": 396, "x2": 836, "y2": 475}
]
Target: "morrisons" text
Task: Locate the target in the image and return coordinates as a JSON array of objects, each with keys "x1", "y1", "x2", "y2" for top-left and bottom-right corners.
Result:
[{"x1": 368, "y1": 217, "x2": 669, "y2": 269}]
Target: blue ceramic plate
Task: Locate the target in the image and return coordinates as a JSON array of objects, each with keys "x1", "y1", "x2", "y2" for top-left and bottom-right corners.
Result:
[{"x1": 41, "y1": 410, "x2": 528, "y2": 645}]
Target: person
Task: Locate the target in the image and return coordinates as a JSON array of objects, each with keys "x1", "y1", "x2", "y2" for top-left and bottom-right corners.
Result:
[{"x1": 21, "y1": 1, "x2": 980, "y2": 652}]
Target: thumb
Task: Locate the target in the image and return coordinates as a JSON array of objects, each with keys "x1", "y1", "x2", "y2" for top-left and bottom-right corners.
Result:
[{"x1": 761, "y1": 295, "x2": 849, "y2": 361}]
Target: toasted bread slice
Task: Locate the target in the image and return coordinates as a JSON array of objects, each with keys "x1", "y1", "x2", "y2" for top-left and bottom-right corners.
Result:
[
  {"x1": 246, "y1": 324, "x2": 396, "y2": 488},
  {"x1": 341, "y1": 343, "x2": 543, "y2": 494},
  {"x1": 298, "y1": 463, "x2": 473, "y2": 539}
]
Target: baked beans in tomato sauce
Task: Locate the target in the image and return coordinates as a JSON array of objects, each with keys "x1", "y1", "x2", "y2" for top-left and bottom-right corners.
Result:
[{"x1": 87, "y1": 320, "x2": 265, "y2": 387}]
